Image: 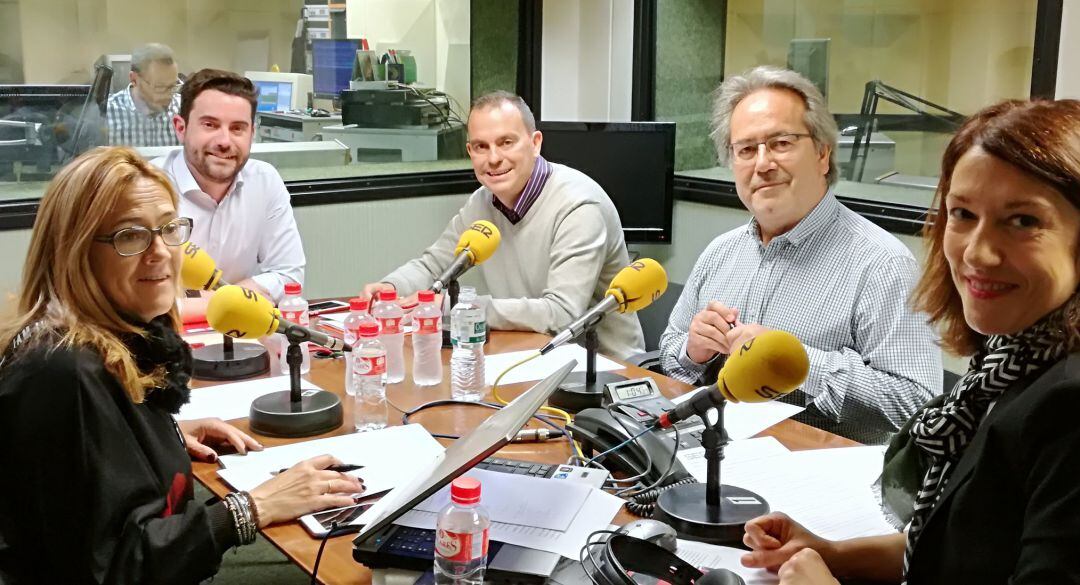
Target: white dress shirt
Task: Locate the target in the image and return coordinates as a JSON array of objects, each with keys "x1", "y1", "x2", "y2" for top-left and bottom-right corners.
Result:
[{"x1": 153, "y1": 150, "x2": 305, "y2": 303}]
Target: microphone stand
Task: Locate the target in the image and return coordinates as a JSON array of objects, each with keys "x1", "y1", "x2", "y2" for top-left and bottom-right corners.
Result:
[
  {"x1": 192, "y1": 333, "x2": 270, "y2": 381},
  {"x1": 441, "y1": 279, "x2": 460, "y2": 348},
  {"x1": 547, "y1": 327, "x2": 626, "y2": 412},
  {"x1": 248, "y1": 328, "x2": 344, "y2": 437},
  {"x1": 653, "y1": 396, "x2": 770, "y2": 544}
]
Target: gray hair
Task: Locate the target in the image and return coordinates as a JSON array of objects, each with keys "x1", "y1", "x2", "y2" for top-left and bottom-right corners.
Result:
[
  {"x1": 710, "y1": 66, "x2": 840, "y2": 186},
  {"x1": 131, "y1": 43, "x2": 176, "y2": 74},
  {"x1": 470, "y1": 90, "x2": 537, "y2": 133}
]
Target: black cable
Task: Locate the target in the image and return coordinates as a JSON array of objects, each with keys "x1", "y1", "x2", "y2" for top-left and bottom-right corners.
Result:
[
  {"x1": 399, "y1": 399, "x2": 566, "y2": 440},
  {"x1": 619, "y1": 424, "x2": 681, "y2": 498},
  {"x1": 579, "y1": 529, "x2": 620, "y2": 585},
  {"x1": 624, "y1": 476, "x2": 698, "y2": 517},
  {"x1": 311, "y1": 522, "x2": 354, "y2": 585}
]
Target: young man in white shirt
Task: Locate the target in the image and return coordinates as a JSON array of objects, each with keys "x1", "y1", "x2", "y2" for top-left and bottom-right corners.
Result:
[{"x1": 153, "y1": 69, "x2": 305, "y2": 311}]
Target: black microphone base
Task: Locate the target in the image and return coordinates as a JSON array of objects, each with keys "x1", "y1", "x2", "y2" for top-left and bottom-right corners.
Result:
[
  {"x1": 249, "y1": 390, "x2": 344, "y2": 438},
  {"x1": 653, "y1": 483, "x2": 770, "y2": 545},
  {"x1": 192, "y1": 343, "x2": 270, "y2": 381},
  {"x1": 548, "y1": 371, "x2": 627, "y2": 412}
]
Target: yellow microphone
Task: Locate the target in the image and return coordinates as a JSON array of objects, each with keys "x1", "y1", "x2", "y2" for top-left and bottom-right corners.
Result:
[
  {"x1": 540, "y1": 258, "x2": 668, "y2": 354},
  {"x1": 657, "y1": 330, "x2": 809, "y2": 428},
  {"x1": 432, "y1": 220, "x2": 502, "y2": 293},
  {"x1": 207, "y1": 285, "x2": 352, "y2": 352},
  {"x1": 180, "y1": 242, "x2": 226, "y2": 291}
]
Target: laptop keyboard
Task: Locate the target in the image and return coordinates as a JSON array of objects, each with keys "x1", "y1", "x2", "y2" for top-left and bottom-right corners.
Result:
[{"x1": 473, "y1": 457, "x2": 554, "y2": 478}]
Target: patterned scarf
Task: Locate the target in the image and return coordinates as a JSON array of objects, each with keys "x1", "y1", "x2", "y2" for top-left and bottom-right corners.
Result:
[{"x1": 903, "y1": 312, "x2": 1068, "y2": 573}]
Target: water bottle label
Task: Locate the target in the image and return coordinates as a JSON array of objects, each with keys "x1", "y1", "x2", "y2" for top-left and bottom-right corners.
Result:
[
  {"x1": 283, "y1": 310, "x2": 309, "y2": 326},
  {"x1": 354, "y1": 355, "x2": 386, "y2": 376},
  {"x1": 416, "y1": 316, "x2": 441, "y2": 334},
  {"x1": 451, "y1": 320, "x2": 486, "y2": 346},
  {"x1": 379, "y1": 317, "x2": 402, "y2": 334},
  {"x1": 435, "y1": 527, "x2": 488, "y2": 562}
]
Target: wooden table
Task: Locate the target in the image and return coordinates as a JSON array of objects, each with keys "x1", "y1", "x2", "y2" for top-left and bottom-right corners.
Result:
[{"x1": 191, "y1": 331, "x2": 856, "y2": 585}]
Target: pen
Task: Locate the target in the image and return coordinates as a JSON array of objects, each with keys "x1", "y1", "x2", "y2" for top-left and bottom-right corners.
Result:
[{"x1": 272, "y1": 463, "x2": 363, "y2": 475}]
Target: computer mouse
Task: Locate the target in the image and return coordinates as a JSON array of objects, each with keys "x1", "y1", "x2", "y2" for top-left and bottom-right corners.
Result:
[
  {"x1": 697, "y1": 568, "x2": 746, "y2": 585},
  {"x1": 616, "y1": 519, "x2": 678, "y2": 553}
]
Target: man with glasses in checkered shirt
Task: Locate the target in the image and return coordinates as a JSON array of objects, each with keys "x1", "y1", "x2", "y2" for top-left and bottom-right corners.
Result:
[
  {"x1": 659, "y1": 67, "x2": 941, "y2": 444},
  {"x1": 106, "y1": 43, "x2": 182, "y2": 147}
]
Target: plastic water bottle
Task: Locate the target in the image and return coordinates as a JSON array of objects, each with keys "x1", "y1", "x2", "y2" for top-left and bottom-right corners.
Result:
[
  {"x1": 434, "y1": 477, "x2": 490, "y2": 585},
  {"x1": 450, "y1": 287, "x2": 486, "y2": 401},
  {"x1": 372, "y1": 290, "x2": 406, "y2": 384},
  {"x1": 278, "y1": 282, "x2": 311, "y2": 375},
  {"x1": 352, "y1": 322, "x2": 388, "y2": 432},
  {"x1": 343, "y1": 297, "x2": 379, "y2": 396},
  {"x1": 412, "y1": 290, "x2": 444, "y2": 386}
]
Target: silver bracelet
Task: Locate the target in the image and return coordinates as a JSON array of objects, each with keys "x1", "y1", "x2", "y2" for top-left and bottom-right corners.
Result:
[{"x1": 223, "y1": 492, "x2": 257, "y2": 545}]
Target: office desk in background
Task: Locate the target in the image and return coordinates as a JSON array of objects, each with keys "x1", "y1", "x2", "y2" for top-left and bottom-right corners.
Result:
[{"x1": 190, "y1": 330, "x2": 856, "y2": 585}]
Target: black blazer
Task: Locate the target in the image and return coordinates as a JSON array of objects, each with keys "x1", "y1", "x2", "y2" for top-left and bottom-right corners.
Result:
[{"x1": 905, "y1": 353, "x2": 1080, "y2": 584}]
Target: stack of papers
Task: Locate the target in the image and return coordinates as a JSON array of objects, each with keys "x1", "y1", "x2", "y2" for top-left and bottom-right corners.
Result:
[
  {"x1": 370, "y1": 468, "x2": 625, "y2": 559},
  {"x1": 216, "y1": 424, "x2": 444, "y2": 496}
]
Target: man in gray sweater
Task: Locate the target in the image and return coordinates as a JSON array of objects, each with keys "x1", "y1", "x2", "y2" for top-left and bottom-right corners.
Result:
[{"x1": 361, "y1": 91, "x2": 644, "y2": 359}]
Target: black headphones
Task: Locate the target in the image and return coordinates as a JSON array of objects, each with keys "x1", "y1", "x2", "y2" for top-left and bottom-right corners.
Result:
[{"x1": 580, "y1": 529, "x2": 746, "y2": 585}]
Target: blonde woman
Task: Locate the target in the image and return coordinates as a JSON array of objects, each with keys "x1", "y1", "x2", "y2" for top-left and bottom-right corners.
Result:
[{"x1": 0, "y1": 147, "x2": 362, "y2": 584}]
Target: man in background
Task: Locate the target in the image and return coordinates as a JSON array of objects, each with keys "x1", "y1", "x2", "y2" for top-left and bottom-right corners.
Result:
[
  {"x1": 660, "y1": 66, "x2": 940, "y2": 443},
  {"x1": 154, "y1": 68, "x2": 304, "y2": 313},
  {"x1": 106, "y1": 43, "x2": 182, "y2": 147},
  {"x1": 360, "y1": 91, "x2": 644, "y2": 359}
]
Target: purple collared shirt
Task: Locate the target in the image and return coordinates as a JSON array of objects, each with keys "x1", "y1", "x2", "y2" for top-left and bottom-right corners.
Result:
[{"x1": 490, "y1": 156, "x2": 552, "y2": 224}]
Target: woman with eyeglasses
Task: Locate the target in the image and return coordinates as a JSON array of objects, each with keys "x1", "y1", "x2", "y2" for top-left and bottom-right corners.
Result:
[
  {"x1": 738, "y1": 99, "x2": 1080, "y2": 584},
  {"x1": 0, "y1": 147, "x2": 363, "y2": 584}
]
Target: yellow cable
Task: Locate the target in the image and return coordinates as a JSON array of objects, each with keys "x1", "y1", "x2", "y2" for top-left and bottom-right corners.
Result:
[{"x1": 490, "y1": 350, "x2": 584, "y2": 459}]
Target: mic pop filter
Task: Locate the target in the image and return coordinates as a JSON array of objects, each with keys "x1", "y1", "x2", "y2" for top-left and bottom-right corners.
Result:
[
  {"x1": 180, "y1": 242, "x2": 224, "y2": 291},
  {"x1": 606, "y1": 258, "x2": 667, "y2": 314},
  {"x1": 719, "y1": 330, "x2": 809, "y2": 403},
  {"x1": 455, "y1": 220, "x2": 501, "y2": 265},
  {"x1": 206, "y1": 285, "x2": 281, "y2": 339}
]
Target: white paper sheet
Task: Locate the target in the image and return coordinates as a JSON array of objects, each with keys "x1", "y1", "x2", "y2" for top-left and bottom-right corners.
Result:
[
  {"x1": 721, "y1": 446, "x2": 897, "y2": 541},
  {"x1": 176, "y1": 375, "x2": 322, "y2": 422},
  {"x1": 217, "y1": 423, "x2": 443, "y2": 474},
  {"x1": 393, "y1": 487, "x2": 626, "y2": 558},
  {"x1": 676, "y1": 436, "x2": 791, "y2": 479},
  {"x1": 670, "y1": 387, "x2": 805, "y2": 439},
  {"x1": 411, "y1": 468, "x2": 591, "y2": 531},
  {"x1": 675, "y1": 539, "x2": 779, "y2": 585},
  {"x1": 485, "y1": 345, "x2": 623, "y2": 386}
]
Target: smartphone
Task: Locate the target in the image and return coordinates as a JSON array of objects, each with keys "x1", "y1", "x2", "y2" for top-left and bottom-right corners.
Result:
[
  {"x1": 308, "y1": 299, "x2": 350, "y2": 316},
  {"x1": 299, "y1": 502, "x2": 373, "y2": 537}
]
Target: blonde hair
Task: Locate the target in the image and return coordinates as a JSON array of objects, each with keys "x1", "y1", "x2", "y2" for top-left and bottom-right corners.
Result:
[{"x1": 0, "y1": 146, "x2": 182, "y2": 402}]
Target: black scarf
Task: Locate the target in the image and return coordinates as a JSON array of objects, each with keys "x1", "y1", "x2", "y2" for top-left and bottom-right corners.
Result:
[
  {"x1": 122, "y1": 315, "x2": 193, "y2": 414},
  {"x1": 902, "y1": 312, "x2": 1067, "y2": 573}
]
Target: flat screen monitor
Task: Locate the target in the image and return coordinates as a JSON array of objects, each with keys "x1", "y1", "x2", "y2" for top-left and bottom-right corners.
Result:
[
  {"x1": 312, "y1": 39, "x2": 360, "y2": 99},
  {"x1": 244, "y1": 71, "x2": 312, "y2": 112},
  {"x1": 537, "y1": 121, "x2": 676, "y2": 244}
]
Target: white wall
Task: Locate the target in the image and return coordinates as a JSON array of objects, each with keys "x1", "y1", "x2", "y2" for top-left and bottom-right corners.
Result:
[
  {"x1": 540, "y1": 0, "x2": 633, "y2": 121},
  {"x1": 1057, "y1": 0, "x2": 1080, "y2": 99}
]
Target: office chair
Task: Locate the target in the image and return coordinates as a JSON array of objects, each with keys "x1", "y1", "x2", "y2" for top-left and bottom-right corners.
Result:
[{"x1": 625, "y1": 282, "x2": 683, "y2": 373}]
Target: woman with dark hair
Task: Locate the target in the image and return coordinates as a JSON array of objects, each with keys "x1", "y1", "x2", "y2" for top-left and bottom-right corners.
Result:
[
  {"x1": 0, "y1": 147, "x2": 364, "y2": 584},
  {"x1": 738, "y1": 99, "x2": 1080, "y2": 583}
]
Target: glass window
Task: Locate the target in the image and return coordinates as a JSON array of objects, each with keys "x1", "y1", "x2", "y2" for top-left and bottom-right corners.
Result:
[
  {"x1": 0, "y1": 0, "x2": 522, "y2": 197},
  {"x1": 657, "y1": 0, "x2": 1039, "y2": 206}
]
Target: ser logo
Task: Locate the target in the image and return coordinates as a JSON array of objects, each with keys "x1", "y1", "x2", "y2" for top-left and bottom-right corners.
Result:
[
  {"x1": 225, "y1": 329, "x2": 246, "y2": 338},
  {"x1": 241, "y1": 287, "x2": 259, "y2": 301},
  {"x1": 754, "y1": 385, "x2": 782, "y2": 400},
  {"x1": 469, "y1": 222, "x2": 494, "y2": 238},
  {"x1": 182, "y1": 242, "x2": 201, "y2": 258},
  {"x1": 628, "y1": 260, "x2": 646, "y2": 272}
]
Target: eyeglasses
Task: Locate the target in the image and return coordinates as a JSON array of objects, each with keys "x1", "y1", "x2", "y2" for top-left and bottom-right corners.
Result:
[
  {"x1": 730, "y1": 133, "x2": 813, "y2": 163},
  {"x1": 138, "y1": 74, "x2": 182, "y2": 95},
  {"x1": 93, "y1": 217, "x2": 193, "y2": 257}
]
